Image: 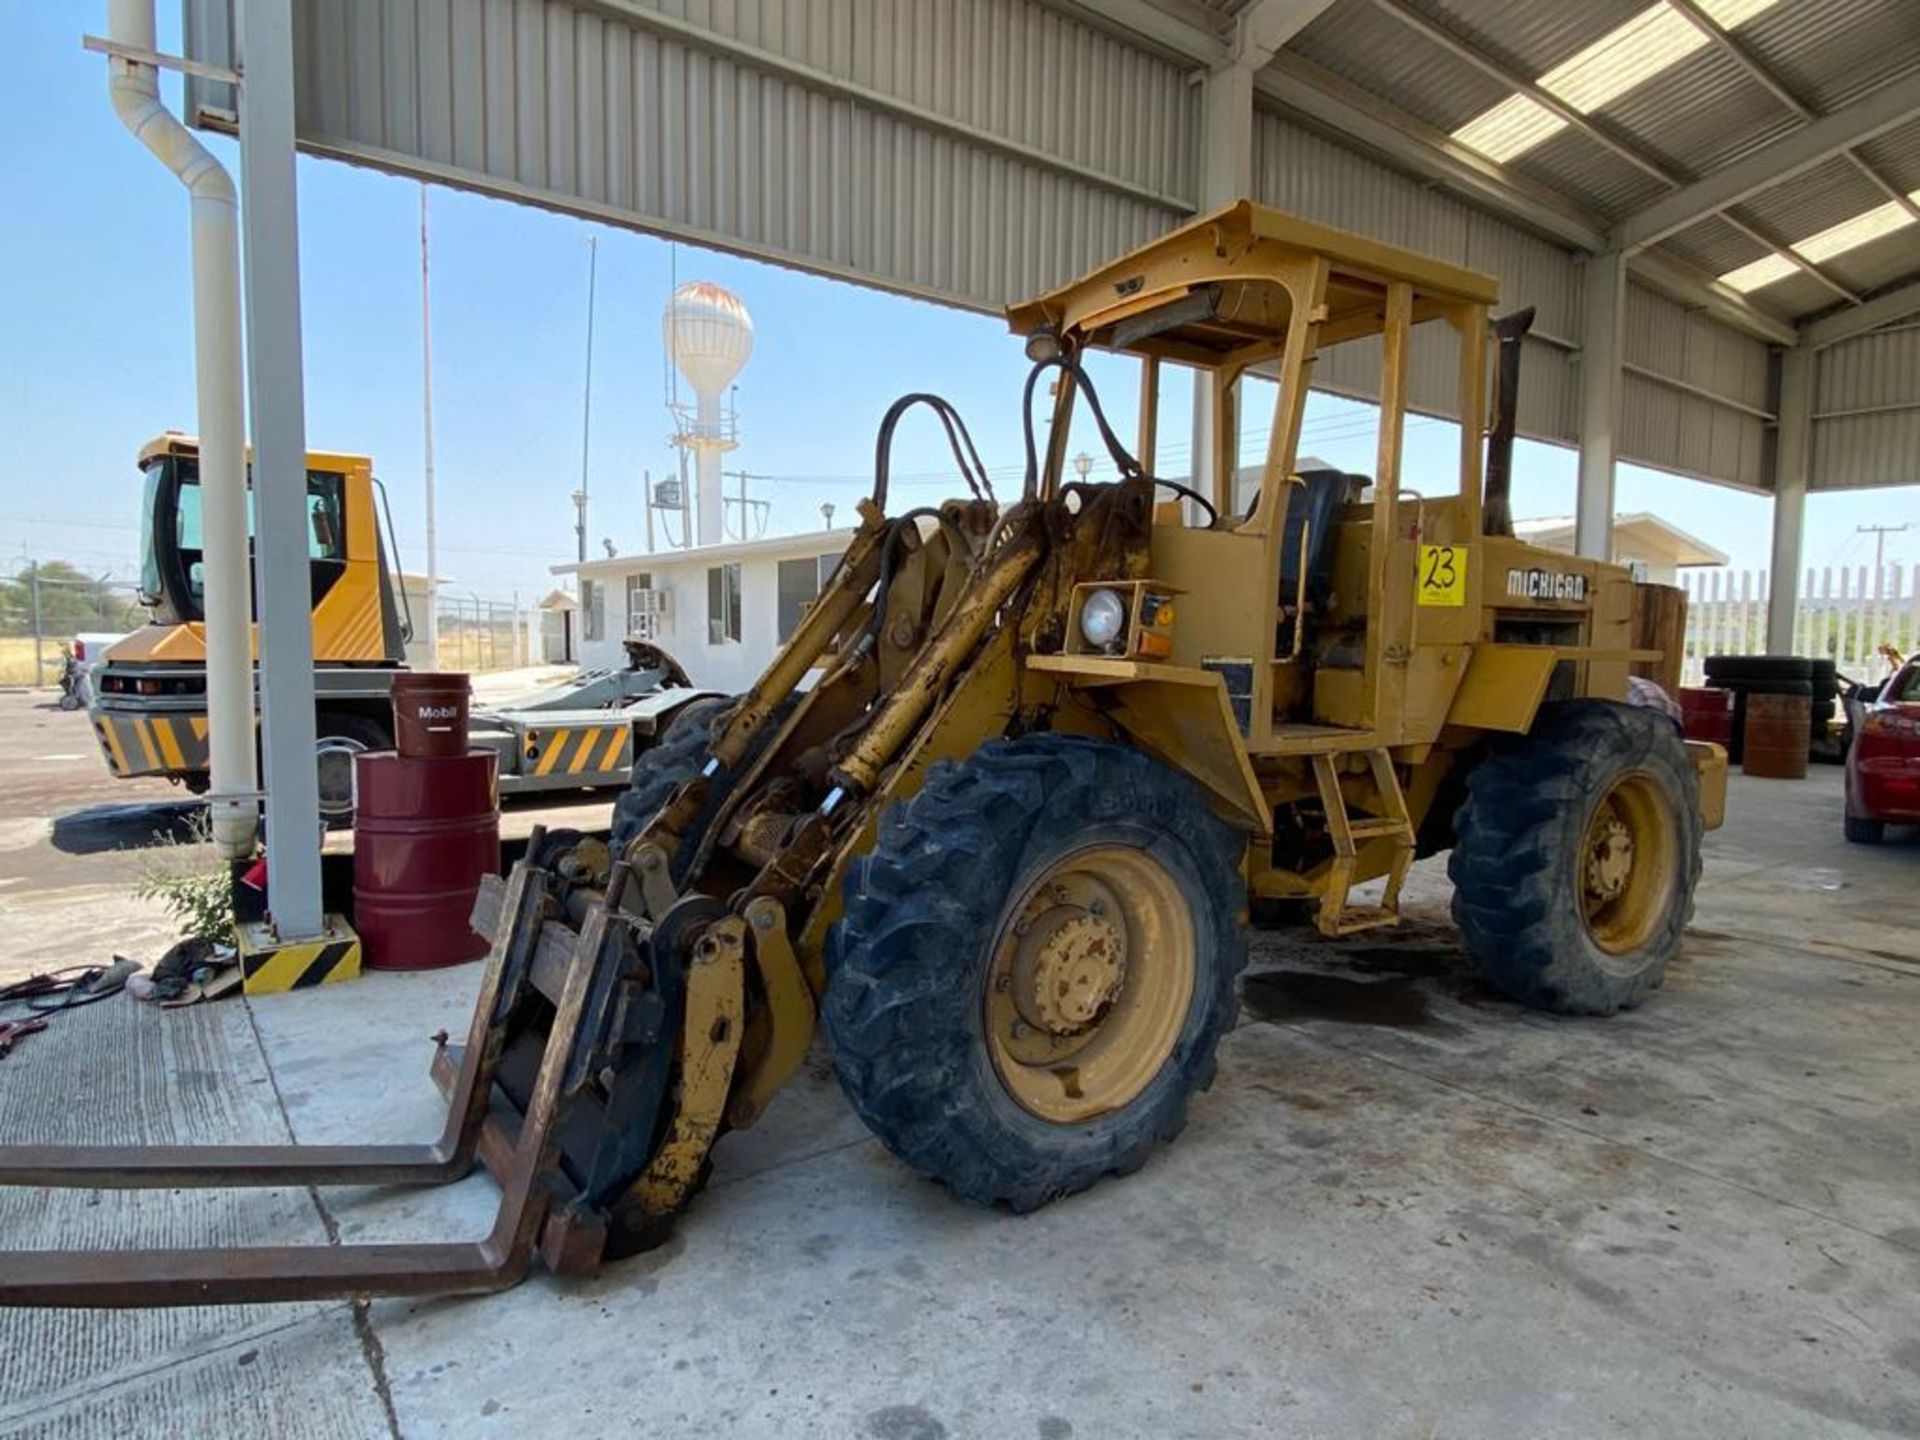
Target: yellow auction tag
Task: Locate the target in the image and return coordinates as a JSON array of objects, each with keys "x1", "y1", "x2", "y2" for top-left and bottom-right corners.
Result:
[{"x1": 1417, "y1": 544, "x2": 1467, "y2": 606}]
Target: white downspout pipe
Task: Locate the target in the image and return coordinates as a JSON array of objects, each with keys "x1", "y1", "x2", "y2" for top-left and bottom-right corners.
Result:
[{"x1": 108, "y1": 0, "x2": 257, "y2": 859}]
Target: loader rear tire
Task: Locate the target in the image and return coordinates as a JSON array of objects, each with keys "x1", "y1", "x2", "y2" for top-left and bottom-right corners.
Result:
[
  {"x1": 1448, "y1": 701, "x2": 1701, "y2": 1016},
  {"x1": 823, "y1": 734, "x2": 1247, "y2": 1212}
]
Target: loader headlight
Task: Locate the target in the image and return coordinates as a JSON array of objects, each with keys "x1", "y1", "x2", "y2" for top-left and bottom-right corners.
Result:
[
  {"x1": 1024, "y1": 326, "x2": 1064, "y2": 364},
  {"x1": 1079, "y1": 588, "x2": 1127, "y2": 649}
]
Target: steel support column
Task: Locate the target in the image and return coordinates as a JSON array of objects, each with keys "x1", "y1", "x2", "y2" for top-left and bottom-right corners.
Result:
[
  {"x1": 1766, "y1": 347, "x2": 1813, "y2": 655},
  {"x1": 1575, "y1": 251, "x2": 1625, "y2": 561},
  {"x1": 1190, "y1": 63, "x2": 1253, "y2": 501},
  {"x1": 1188, "y1": 2, "x2": 1338, "y2": 501},
  {"x1": 238, "y1": 0, "x2": 323, "y2": 939}
]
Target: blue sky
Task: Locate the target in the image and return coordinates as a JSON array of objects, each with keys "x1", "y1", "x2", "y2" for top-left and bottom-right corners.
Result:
[{"x1": 2, "y1": 6, "x2": 1912, "y2": 605}]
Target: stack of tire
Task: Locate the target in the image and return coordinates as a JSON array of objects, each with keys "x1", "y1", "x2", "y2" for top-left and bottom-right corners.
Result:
[{"x1": 1702, "y1": 655, "x2": 1836, "y2": 770}]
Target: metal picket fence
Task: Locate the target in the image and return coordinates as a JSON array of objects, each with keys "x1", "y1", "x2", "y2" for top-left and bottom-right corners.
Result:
[{"x1": 1679, "y1": 564, "x2": 1920, "y2": 686}]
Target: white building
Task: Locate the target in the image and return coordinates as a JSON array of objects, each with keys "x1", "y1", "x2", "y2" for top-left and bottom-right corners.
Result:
[
  {"x1": 1513, "y1": 512, "x2": 1729, "y2": 586},
  {"x1": 553, "y1": 528, "x2": 854, "y2": 692}
]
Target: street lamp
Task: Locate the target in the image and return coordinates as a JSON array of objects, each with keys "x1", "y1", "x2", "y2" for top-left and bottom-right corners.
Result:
[{"x1": 1073, "y1": 451, "x2": 1093, "y2": 480}]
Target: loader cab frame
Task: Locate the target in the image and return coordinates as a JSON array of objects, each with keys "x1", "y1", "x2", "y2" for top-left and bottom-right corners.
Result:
[{"x1": 1010, "y1": 202, "x2": 1505, "y2": 752}]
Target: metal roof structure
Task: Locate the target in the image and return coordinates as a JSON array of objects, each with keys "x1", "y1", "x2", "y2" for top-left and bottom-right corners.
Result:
[
  {"x1": 1239, "y1": 0, "x2": 1920, "y2": 331},
  {"x1": 180, "y1": 0, "x2": 1919, "y2": 650}
]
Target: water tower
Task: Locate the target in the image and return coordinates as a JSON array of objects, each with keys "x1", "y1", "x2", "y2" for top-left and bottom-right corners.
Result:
[{"x1": 663, "y1": 281, "x2": 753, "y2": 547}]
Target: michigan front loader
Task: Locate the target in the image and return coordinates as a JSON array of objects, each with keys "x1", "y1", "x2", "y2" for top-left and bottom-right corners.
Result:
[{"x1": 0, "y1": 202, "x2": 1726, "y2": 1308}]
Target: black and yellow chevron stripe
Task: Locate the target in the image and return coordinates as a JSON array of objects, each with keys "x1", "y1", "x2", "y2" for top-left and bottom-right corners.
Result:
[
  {"x1": 94, "y1": 712, "x2": 211, "y2": 778},
  {"x1": 236, "y1": 917, "x2": 363, "y2": 996},
  {"x1": 525, "y1": 723, "x2": 632, "y2": 780}
]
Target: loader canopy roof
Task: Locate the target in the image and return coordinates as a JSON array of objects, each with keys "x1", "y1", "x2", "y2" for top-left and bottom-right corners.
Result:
[{"x1": 1005, "y1": 200, "x2": 1500, "y2": 366}]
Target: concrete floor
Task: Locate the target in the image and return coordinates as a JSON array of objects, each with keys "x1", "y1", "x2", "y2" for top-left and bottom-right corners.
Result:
[{"x1": 1, "y1": 691, "x2": 1916, "y2": 1438}]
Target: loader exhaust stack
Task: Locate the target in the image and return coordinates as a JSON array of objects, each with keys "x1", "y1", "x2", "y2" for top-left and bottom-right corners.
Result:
[{"x1": 1481, "y1": 306, "x2": 1535, "y2": 539}]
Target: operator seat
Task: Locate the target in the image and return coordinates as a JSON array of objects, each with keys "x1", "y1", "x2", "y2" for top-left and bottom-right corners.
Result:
[{"x1": 1277, "y1": 466, "x2": 1352, "y2": 611}]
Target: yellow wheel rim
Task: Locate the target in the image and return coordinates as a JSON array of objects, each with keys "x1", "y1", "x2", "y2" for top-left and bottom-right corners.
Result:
[
  {"x1": 984, "y1": 845, "x2": 1196, "y2": 1125},
  {"x1": 1579, "y1": 771, "x2": 1677, "y2": 961}
]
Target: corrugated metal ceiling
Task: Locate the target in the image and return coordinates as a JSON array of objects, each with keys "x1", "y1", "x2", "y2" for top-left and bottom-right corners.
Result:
[
  {"x1": 1854, "y1": 114, "x2": 1920, "y2": 193},
  {"x1": 1659, "y1": 213, "x2": 1770, "y2": 282},
  {"x1": 1287, "y1": 1, "x2": 1505, "y2": 133},
  {"x1": 1737, "y1": 0, "x2": 1920, "y2": 113},
  {"x1": 1731, "y1": 156, "x2": 1891, "y2": 253}
]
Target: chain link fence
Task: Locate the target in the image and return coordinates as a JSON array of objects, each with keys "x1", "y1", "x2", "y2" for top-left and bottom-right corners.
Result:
[
  {"x1": 432, "y1": 595, "x2": 530, "y2": 674},
  {"x1": 1, "y1": 563, "x2": 538, "y2": 686},
  {"x1": 0, "y1": 564, "x2": 148, "y2": 686}
]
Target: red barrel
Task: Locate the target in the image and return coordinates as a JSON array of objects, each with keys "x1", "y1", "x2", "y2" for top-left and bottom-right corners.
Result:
[
  {"x1": 353, "y1": 750, "x2": 499, "y2": 970},
  {"x1": 1679, "y1": 686, "x2": 1734, "y2": 746},
  {"x1": 1741, "y1": 692, "x2": 1811, "y2": 780},
  {"x1": 390, "y1": 672, "x2": 473, "y2": 758}
]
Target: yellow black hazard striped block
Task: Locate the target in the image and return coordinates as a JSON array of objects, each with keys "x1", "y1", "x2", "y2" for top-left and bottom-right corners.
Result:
[
  {"x1": 523, "y1": 722, "x2": 633, "y2": 781},
  {"x1": 236, "y1": 915, "x2": 363, "y2": 996},
  {"x1": 94, "y1": 710, "x2": 211, "y2": 779}
]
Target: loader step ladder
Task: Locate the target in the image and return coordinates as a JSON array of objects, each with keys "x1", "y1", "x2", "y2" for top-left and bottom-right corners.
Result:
[{"x1": 1311, "y1": 749, "x2": 1416, "y2": 937}]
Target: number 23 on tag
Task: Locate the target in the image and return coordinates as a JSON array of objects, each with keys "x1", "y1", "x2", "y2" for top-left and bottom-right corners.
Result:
[{"x1": 1417, "y1": 544, "x2": 1467, "y2": 606}]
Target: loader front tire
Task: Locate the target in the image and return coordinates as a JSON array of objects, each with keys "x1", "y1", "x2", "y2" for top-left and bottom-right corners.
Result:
[
  {"x1": 609, "y1": 696, "x2": 734, "y2": 882},
  {"x1": 823, "y1": 734, "x2": 1247, "y2": 1212},
  {"x1": 1448, "y1": 701, "x2": 1702, "y2": 1016}
]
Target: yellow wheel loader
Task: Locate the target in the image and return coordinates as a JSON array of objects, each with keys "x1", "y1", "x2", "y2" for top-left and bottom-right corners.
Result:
[{"x1": 0, "y1": 202, "x2": 1727, "y2": 1307}]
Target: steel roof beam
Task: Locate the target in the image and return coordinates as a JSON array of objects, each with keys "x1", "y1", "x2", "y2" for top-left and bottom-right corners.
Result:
[
  {"x1": 1664, "y1": 0, "x2": 1920, "y2": 248},
  {"x1": 1614, "y1": 69, "x2": 1920, "y2": 252},
  {"x1": 1362, "y1": 0, "x2": 1859, "y2": 304},
  {"x1": 1234, "y1": 0, "x2": 1342, "y2": 65},
  {"x1": 1040, "y1": 0, "x2": 1227, "y2": 67},
  {"x1": 1800, "y1": 279, "x2": 1920, "y2": 350},
  {"x1": 1629, "y1": 249, "x2": 1798, "y2": 347},
  {"x1": 1252, "y1": 54, "x2": 1797, "y2": 343},
  {"x1": 1255, "y1": 54, "x2": 1609, "y2": 251}
]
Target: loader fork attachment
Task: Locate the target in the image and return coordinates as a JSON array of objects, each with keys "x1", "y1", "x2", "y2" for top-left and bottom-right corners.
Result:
[{"x1": 0, "y1": 838, "x2": 684, "y2": 1308}]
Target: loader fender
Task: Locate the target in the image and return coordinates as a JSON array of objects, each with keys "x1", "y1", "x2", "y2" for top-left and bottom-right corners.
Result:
[
  {"x1": 1105, "y1": 679, "x2": 1268, "y2": 835},
  {"x1": 1024, "y1": 655, "x2": 1268, "y2": 835},
  {"x1": 1444, "y1": 644, "x2": 1561, "y2": 734}
]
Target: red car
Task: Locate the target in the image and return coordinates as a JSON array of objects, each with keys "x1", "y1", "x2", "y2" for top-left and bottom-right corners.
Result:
[{"x1": 1846, "y1": 659, "x2": 1920, "y2": 843}]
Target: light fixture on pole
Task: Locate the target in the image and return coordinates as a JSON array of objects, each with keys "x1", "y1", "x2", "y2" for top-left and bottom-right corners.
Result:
[
  {"x1": 571, "y1": 487, "x2": 588, "y2": 574},
  {"x1": 1073, "y1": 451, "x2": 1093, "y2": 480}
]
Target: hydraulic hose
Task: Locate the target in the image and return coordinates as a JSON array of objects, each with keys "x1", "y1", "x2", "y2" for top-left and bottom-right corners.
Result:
[{"x1": 1017, "y1": 356, "x2": 1218, "y2": 523}]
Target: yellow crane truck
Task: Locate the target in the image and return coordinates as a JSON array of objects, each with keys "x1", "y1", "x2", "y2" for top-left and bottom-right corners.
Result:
[
  {"x1": 89, "y1": 433, "x2": 706, "y2": 820},
  {"x1": 3, "y1": 202, "x2": 1727, "y2": 1308},
  {"x1": 89, "y1": 432, "x2": 414, "y2": 820}
]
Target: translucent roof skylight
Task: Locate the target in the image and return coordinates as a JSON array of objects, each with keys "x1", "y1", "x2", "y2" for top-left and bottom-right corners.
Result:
[
  {"x1": 1450, "y1": 0, "x2": 1786, "y2": 165},
  {"x1": 1719, "y1": 195, "x2": 1920, "y2": 293}
]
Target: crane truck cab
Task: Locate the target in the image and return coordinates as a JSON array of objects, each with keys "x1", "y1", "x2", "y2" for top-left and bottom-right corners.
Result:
[
  {"x1": 89, "y1": 433, "x2": 410, "y2": 820},
  {"x1": 89, "y1": 433, "x2": 710, "y2": 822}
]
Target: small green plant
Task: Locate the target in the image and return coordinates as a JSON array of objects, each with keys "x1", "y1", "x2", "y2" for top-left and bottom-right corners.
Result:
[{"x1": 135, "y1": 811, "x2": 237, "y2": 943}]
